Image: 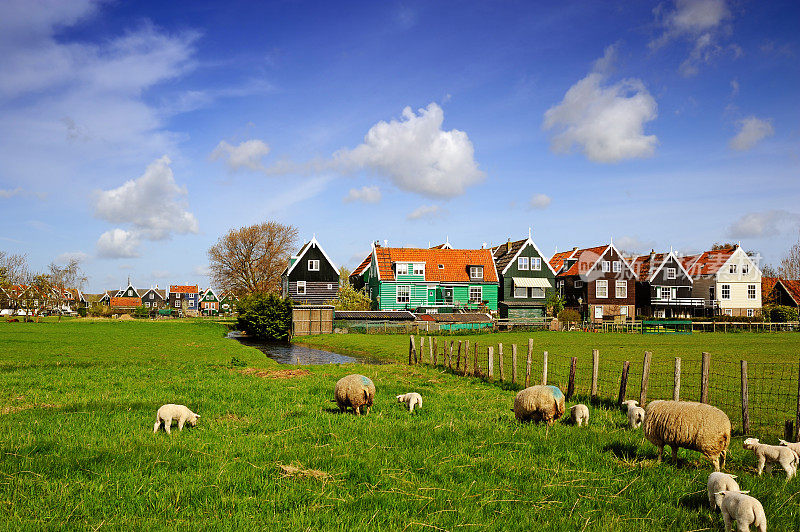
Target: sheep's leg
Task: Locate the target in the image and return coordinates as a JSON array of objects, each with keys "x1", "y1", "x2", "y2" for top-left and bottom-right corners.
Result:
[
  {"x1": 153, "y1": 419, "x2": 161, "y2": 433},
  {"x1": 355, "y1": 406, "x2": 361, "y2": 415},
  {"x1": 756, "y1": 457, "x2": 765, "y2": 475},
  {"x1": 164, "y1": 417, "x2": 172, "y2": 434},
  {"x1": 338, "y1": 404, "x2": 345, "y2": 413},
  {"x1": 178, "y1": 417, "x2": 186, "y2": 431},
  {"x1": 764, "y1": 462, "x2": 772, "y2": 475},
  {"x1": 657, "y1": 445, "x2": 664, "y2": 462},
  {"x1": 364, "y1": 405, "x2": 370, "y2": 415},
  {"x1": 721, "y1": 512, "x2": 732, "y2": 532},
  {"x1": 712, "y1": 456, "x2": 720, "y2": 472}
]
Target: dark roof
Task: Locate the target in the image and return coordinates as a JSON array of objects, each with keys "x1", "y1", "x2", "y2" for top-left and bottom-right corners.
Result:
[
  {"x1": 427, "y1": 313, "x2": 493, "y2": 323},
  {"x1": 335, "y1": 310, "x2": 416, "y2": 321},
  {"x1": 492, "y1": 238, "x2": 527, "y2": 271},
  {"x1": 351, "y1": 254, "x2": 372, "y2": 277}
]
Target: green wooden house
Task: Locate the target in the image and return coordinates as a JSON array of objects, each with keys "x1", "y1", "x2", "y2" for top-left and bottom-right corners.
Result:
[
  {"x1": 350, "y1": 244, "x2": 499, "y2": 312},
  {"x1": 492, "y1": 236, "x2": 557, "y2": 319},
  {"x1": 219, "y1": 292, "x2": 238, "y2": 315}
]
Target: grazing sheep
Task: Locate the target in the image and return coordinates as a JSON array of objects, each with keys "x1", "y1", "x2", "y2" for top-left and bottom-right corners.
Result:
[
  {"x1": 627, "y1": 405, "x2": 645, "y2": 429},
  {"x1": 643, "y1": 400, "x2": 731, "y2": 471},
  {"x1": 570, "y1": 404, "x2": 589, "y2": 426},
  {"x1": 778, "y1": 439, "x2": 800, "y2": 455},
  {"x1": 743, "y1": 437, "x2": 798, "y2": 479},
  {"x1": 513, "y1": 385, "x2": 565, "y2": 425},
  {"x1": 713, "y1": 491, "x2": 766, "y2": 532},
  {"x1": 621, "y1": 399, "x2": 639, "y2": 412},
  {"x1": 153, "y1": 404, "x2": 200, "y2": 434},
  {"x1": 396, "y1": 392, "x2": 423, "y2": 412},
  {"x1": 334, "y1": 374, "x2": 375, "y2": 415},
  {"x1": 707, "y1": 472, "x2": 740, "y2": 510}
]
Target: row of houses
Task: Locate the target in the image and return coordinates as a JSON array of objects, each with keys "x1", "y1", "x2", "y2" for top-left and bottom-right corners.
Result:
[{"x1": 281, "y1": 234, "x2": 782, "y2": 322}]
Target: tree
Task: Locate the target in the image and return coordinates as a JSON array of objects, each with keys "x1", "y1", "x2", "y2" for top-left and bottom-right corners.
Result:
[
  {"x1": 545, "y1": 292, "x2": 564, "y2": 317},
  {"x1": 236, "y1": 293, "x2": 293, "y2": 341},
  {"x1": 778, "y1": 231, "x2": 800, "y2": 280},
  {"x1": 0, "y1": 251, "x2": 29, "y2": 313},
  {"x1": 48, "y1": 258, "x2": 87, "y2": 320},
  {"x1": 338, "y1": 266, "x2": 351, "y2": 287},
  {"x1": 761, "y1": 264, "x2": 779, "y2": 278},
  {"x1": 208, "y1": 221, "x2": 299, "y2": 297},
  {"x1": 711, "y1": 243, "x2": 736, "y2": 250},
  {"x1": 332, "y1": 284, "x2": 372, "y2": 311}
]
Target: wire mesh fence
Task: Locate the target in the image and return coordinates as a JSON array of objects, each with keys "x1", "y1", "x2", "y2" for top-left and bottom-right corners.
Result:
[{"x1": 410, "y1": 335, "x2": 800, "y2": 440}]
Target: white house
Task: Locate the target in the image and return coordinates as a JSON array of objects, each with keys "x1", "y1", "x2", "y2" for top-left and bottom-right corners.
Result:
[{"x1": 681, "y1": 245, "x2": 762, "y2": 317}]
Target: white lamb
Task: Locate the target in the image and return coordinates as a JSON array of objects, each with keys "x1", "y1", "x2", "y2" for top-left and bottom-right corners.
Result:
[
  {"x1": 743, "y1": 437, "x2": 798, "y2": 479},
  {"x1": 713, "y1": 491, "x2": 766, "y2": 532},
  {"x1": 154, "y1": 404, "x2": 200, "y2": 434},
  {"x1": 570, "y1": 404, "x2": 589, "y2": 426},
  {"x1": 621, "y1": 399, "x2": 638, "y2": 412},
  {"x1": 707, "y1": 472, "x2": 740, "y2": 510},
  {"x1": 396, "y1": 392, "x2": 423, "y2": 412},
  {"x1": 778, "y1": 439, "x2": 800, "y2": 455},
  {"x1": 627, "y1": 406, "x2": 645, "y2": 429}
]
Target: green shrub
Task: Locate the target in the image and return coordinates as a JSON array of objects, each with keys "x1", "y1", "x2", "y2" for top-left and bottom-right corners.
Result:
[
  {"x1": 557, "y1": 309, "x2": 581, "y2": 323},
  {"x1": 77, "y1": 308, "x2": 87, "y2": 317},
  {"x1": 133, "y1": 306, "x2": 149, "y2": 319},
  {"x1": 236, "y1": 293, "x2": 293, "y2": 341},
  {"x1": 768, "y1": 305, "x2": 799, "y2": 322}
]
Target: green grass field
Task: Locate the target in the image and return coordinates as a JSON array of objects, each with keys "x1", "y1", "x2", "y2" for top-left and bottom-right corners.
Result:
[{"x1": 2, "y1": 320, "x2": 800, "y2": 530}]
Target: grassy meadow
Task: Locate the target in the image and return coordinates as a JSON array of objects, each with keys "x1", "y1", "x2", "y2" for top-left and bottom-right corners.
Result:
[{"x1": 1, "y1": 320, "x2": 800, "y2": 530}]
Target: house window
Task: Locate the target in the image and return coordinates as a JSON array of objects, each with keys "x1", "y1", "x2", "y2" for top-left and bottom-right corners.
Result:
[
  {"x1": 666, "y1": 268, "x2": 676, "y2": 280},
  {"x1": 149, "y1": 293, "x2": 154, "y2": 299},
  {"x1": 469, "y1": 286, "x2": 482, "y2": 304},
  {"x1": 574, "y1": 280, "x2": 584, "y2": 288},
  {"x1": 297, "y1": 281, "x2": 306, "y2": 295},
  {"x1": 438, "y1": 264, "x2": 444, "y2": 269},
  {"x1": 620, "y1": 306, "x2": 628, "y2": 316},
  {"x1": 145, "y1": 302, "x2": 150, "y2": 307},
  {"x1": 518, "y1": 257, "x2": 529, "y2": 270},
  {"x1": 469, "y1": 266, "x2": 483, "y2": 279},
  {"x1": 724, "y1": 309, "x2": 733, "y2": 316},
  {"x1": 721, "y1": 284, "x2": 730, "y2": 299},
  {"x1": 532, "y1": 258, "x2": 541, "y2": 271},
  {"x1": 514, "y1": 286, "x2": 527, "y2": 298},
  {"x1": 615, "y1": 280, "x2": 627, "y2": 299},
  {"x1": 612, "y1": 261, "x2": 621, "y2": 273},
  {"x1": 742, "y1": 263, "x2": 749, "y2": 275},
  {"x1": 176, "y1": 293, "x2": 181, "y2": 299},
  {"x1": 413, "y1": 264, "x2": 425, "y2": 276},
  {"x1": 596, "y1": 280, "x2": 608, "y2": 298},
  {"x1": 397, "y1": 286, "x2": 410, "y2": 304},
  {"x1": 602, "y1": 261, "x2": 610, "y2": 272},
  {"x1": 327, "y1": 284, "x2": 333, "y2": 290},
  {"x1": 308, "y1": 260, "x2": 320, "y2": 271},
  {"x1": 729, "y1": 264, "x2": 737, "y2": 274},
  {"x1": 396, "y1": 263, "x2": 408, "y2": 275},
  {"x1": 174, "y1": 301, "x2": 180, "y2": 308},
  {"x1": 748, "y1": 284, "x2": 756, "y2": 299},
  {"x1": 531, "y1": 287, "x2": 545, "y2": 299},
  {"x1": 747, "y1": 309, "x2": 754, "y2": 317}
]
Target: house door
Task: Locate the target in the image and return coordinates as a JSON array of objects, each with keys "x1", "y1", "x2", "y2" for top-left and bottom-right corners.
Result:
[{"x1": 594, "y1": 306, "x2": 603, "y2": 320}]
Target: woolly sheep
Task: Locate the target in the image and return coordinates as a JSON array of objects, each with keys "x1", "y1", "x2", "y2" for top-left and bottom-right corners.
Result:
[
  {"x1": 396, "y1": 392, "x2": 422, "y2": 412},
  {"x1": 621, "y1": 399, "x2": 639, "y2": 412},
  {"x1": 707, "y1": 472, "x2": 740, "y2": 510},
  {"x1": 743, "y1": 437, "x2": 798, "y2": 479},
  {"x1": 778, "y1": 439, "x2": 800, "y2": 456},
  {"x1": 334, "y1": 374, "x2": 375, "y2": 415},
  {"x1": 513, "y1": 385, "x2": 565, "y2": 425},
  {"x1": 569, "y1": 404, "x2": 589, "y2": 426},
  {"x1": 627, "y1": 405, "x2": 645, "y2": 429},
  {"x1": 153, "y1": 404, "x2": 200, "y2": 434},
  {"x1": 643, "y1": 400, "x2": 731, "y2": 471},
  {"x1": 713, "y1": 491, "x2": 766, "y2": 532}
]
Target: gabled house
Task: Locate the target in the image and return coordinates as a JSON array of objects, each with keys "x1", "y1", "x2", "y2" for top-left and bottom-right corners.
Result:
[
  {"x1": 140, "y1": 287, "x2": 167, "y2": 311},
  {"x1": 168, "y1": 285, "x2": 199, "y2": 316},
  {"x1": 491, "y1": 235, "x2": 557, "y2": 319},
  {"x1": 762, "y1": 277, "x2": 800, "y2": 309},
  {"x1": 354, "y1": 243, "x2": 499, "y2": 312},
  {"x1": 199, "y1": 287, "x2": 220, "y2": 316},
  {"x1": 681, "y1": 245, "x2": 762, "y2": 317},
  {"x1": 219, "y1": 292, "x2": 239, "y2": 315},
  {"x1": 281, "y1": 236, "x2": 339, "y2": 305},
  {"x1": 631, "y1": 249, "x2": 701, "y2": 318},
  {"x1": 111, "y1": 283, "x2": 141, "y2": 311},
  {"x1": 550, "y1": 241, "x2": 636, "y2": 322}
]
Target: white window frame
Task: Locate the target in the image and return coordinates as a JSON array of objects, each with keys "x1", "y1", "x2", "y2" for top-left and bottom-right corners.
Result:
[
  {"x1": 615, "y1": 280, "x2": 627, "y2": 299},
  {"x1": 327, "y1": 284, "x2": 333, "y2": 290},
  {"x1": 469, "y1": 286, "x2": 482, "y2": 304},
  {"x1": 666, "y1": 268, "x2": 676, "y2": 280},
  {"x1": 721, "y1": 284, "x2": 731, "y2": 300},
  {"x1": 532, "y1": 257, "x2": 541, "y2": 271},
  {"x1": 594, "y1": 306, "x2": 603, "y2": 319},
  {"x1": 396, "y1": 263, "x2": 408, "y2": 276},
  {"x1": 620, "y1": 306, "x2": 628, "y2": 316},
  {"x1": 176, "y1": 293, "x2": 181, "y2": 299},
  {"x1": 747, "y1": 309, "x2": 754, "y2": 317},
  {"x1": 518, "y1": 257, "x2": 529, "y2": 270},
  {"x1": 412, "y1": 263, "x2": 425, "y2": 276},
  {"x1": 470, "y1": 266, "x2": 483, "y2": 280},
  {"x1": 729, "y1": 264, "x2": 737, "y2": 274},
  {"x1": 574, "y1": 280, "x2": 584, "y2": 288},
  {"x1": 145, "y1": 302, "x2": 150, "y2": 308},
  {"x1": 724, "y1": 309, "x2": 733, "y2": 316},
  {"x1": 308, "y1": 260, "x2": 320, "y2": 271},
  {"x1": 742, "y1": 263, "x2": 749, "y2": 275},
  {"x1": 396, "y1": 285, "x2": 410, "y2": 304},
  {"x1": 612, "y1": 261, "x2": 621, "y2": 273},
  {"x1": 596, "y1": 280, "x2": 608, "y2": 299},
  {"x1": 514, "y1": 286, "x2": 527, "y2": 298},
  {"x1": 531, "y1": 287, "x2": 545, "y2": 299},
  {"x1": 149, "y1": 293, "x2": 154, "y2": 299},
  {"x1": 602, "y1": 261, "x2": 610, "y2": 272},
  {"x1": 747, "y1": 284, "x2": 756, "y2": 300},
  {"x1": 296, "y1": 281, "x2": 306, "y2": 295}
]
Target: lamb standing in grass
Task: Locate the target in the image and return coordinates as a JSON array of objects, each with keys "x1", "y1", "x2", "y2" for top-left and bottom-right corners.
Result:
[
  {"x1": 334, "y1": 374, "x2": 376, "y2": 415},
  {"x1": 513, "y1": 385, "x2": 565, "y2": 425},
  {"x1": 396, "y1": 392, "x2": 422, "y2": 412},
  {"x1": 743, "y1": 437, "x2": 798, "y2": 479},
  {"x1": 570, "y1": 404, "x2": 589, "y2": 427},
  {"x1": 621, "y1": 399, "x2": 638, "y2": 412},
  {"x1": 713, "y1": 491, "x2": 767, "y2": 532},
  {"x1": 154, "y1": 404, "x2": 200, "y2": 434},
  {"x1": 707, "y1": 472, "x2": 741, "y2": 510},
  {"x1": 628, "y1": 405, "x2": 645, "y2": 429},
  {"x1": 643, "y1": 400, "x2": 731, "y2": 471},
  {"x1": 778, "y1": 439, "x2": 800, "y2": 456}
]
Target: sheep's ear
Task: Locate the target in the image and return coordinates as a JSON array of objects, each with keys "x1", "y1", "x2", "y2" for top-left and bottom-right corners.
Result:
[
  {"x1": 195, "y1": 414, "x2": 200, "y2": 418},
  {"x1": 740, "y1": 490, "x2": 750, "y2": 494},
  {"x1": 729, "y1": 474, "x2": 737, "y2": 478}
]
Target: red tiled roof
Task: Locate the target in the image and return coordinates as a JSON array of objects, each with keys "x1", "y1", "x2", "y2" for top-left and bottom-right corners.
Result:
[
  {"x1": 169, "y1": 285, "x2": 198, "y2": 294},
  {"x1": 762, "y1": 276, "x2": 779, "y2": 298},
  {"x1": 630, "y1": 253, "x2": 668, "y2": 281},
  {"x1": 682, "y1": 248, "x2": 735, "y2": 276},
  {"x1": 351, "y1": 254, "x2": 372, "y2": 277},
  {"x1": 549, "y1": 249, "x2": 576, "y2": 272},
  {"x1": 110, "y1": 297, "x2": 142, "y2": 308},
  {"x1": 374, "y1": 247, "x2": 498, "y2": 283},
  {"x1": 561, "y1": 245, "x2": 609, "y2": 277},
  {"x1": 780, "y1": 279, "x2": 800, "y2": 305}
]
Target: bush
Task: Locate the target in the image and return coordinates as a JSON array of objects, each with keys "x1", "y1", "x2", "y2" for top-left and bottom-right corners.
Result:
[
  {"x1": 88, "y1": 306, "x2": 113, "y2": 318},
  {"x1": 546, "y1": 292, "x2": 564, "y2": 317},
  {"x1": 767, "y1": 305, "x2": 799, "y2": 322},
  {"x1": 332, "y1": 284, "x2": 372, "y2": 311},
  {"x1": 133, "y1": 306, "x2": 149, "y2": 319},
  {"x1": 236, "y1": 293, "x2": 293, "y2": 341},
  {"x1": 557, "y1": 309, "x2": 581, "y2": 323},
  {"x1": 77, "y1": 308, "x2": 87, "y2": 317}
]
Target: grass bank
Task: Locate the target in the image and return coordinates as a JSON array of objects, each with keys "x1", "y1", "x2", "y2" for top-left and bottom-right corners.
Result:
[{"x1": 1, "y1": 320, "x2": 799, "y2": 530}]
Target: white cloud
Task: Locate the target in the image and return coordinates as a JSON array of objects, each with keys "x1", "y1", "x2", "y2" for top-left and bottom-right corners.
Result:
[
  {"x1": 343, "y1": 185, "x2": 382, "y2": 204},
  {"x1": 407, "y1": 204, "x2": 444, "y2": 221},
  {"x1": 333, "y1": 103, "x2": 484, "y2": 198},
  {"x1": 615, "y1": 236, "x2": 657, "y2": 255},
  {"x1": 730, "y1": 79, "x2": 739, "y2": 97},
  {"x1": 96, "y1": 229, "x2": 141, "y2": 259},
  {"x1": 210, "y1": 139, "x2": 271, "y2": 172},
  {"x1": 193, "y1": 264, "x2": 211, "y2": 277},
  {"x1": 529, "y1": 194, "x2": 551, "y2": 210},
  {"x1": 0, "y1": 187, "x2": 23, "y2": 198},
  {"x1": 151, "y1": 270, "x2": 170, "y2": 278},
  {"x1": 729, "y1": 116, "x2": 774, "y2": 151},
  {"x1": 727, "y1": 210, "x2": 800, "y2": 238},
  {"x1": 543, "y1": 47, "x2": 658, "y2": 163},
  {"x1": 56, "y1": 251, "x2": 88, "y2": 263}
]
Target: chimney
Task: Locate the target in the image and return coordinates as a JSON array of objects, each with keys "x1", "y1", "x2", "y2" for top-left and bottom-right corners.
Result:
[
  {"x1": 481, "y1": 242, "x2": 487, "y2": 249},
  {"x1": 507, "y1": 238, "x2": 512, "y2": 253},
  {"x1": 384, "y1": 239, "x2": 388, "y2": 247}
]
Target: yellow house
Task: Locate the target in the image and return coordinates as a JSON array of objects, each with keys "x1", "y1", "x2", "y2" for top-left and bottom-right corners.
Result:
[{"x1": 682, "y1": 245, "x2": 762, "y2": 317}]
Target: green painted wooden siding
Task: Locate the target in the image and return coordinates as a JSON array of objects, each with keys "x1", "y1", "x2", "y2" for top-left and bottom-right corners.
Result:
[
  {"x1": 499, "y1": 243, "x2": 555, "y2": 303},
  {"x1": 375, "y1": 282, "x2": 498, "y2": 311}
]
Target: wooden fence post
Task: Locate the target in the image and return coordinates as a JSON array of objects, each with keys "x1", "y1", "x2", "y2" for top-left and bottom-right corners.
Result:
[
  {"x1": 700, "y1": 352, "x2": 710, "y2": 404},
  {"x1": 673, "y1": 357, "x2": 681, "y2": 401},
  {"x1": 511, "y1": 344, "x2": 518, "y2": 385},
  {"x1": 740, "y1": 360, "x2": 750, "y2": 435},
  {"x1": 488, "y1": 347, "x2": 494, "y2": 379},
  {"x1": 591, "y1": 349, "x2": 599, "y2": 400},
  {"x1": 473, "y1": 342, "x2": 479, "y2": 377},
  {"x1": 456, "y1": 340, "x2": 462, "y2": 370},
  {"x1": 640, "y1": 351, "x2": 651, "y2": 406},
  {"x1": 566, "y1": 357, "x2": 577, "y2": 400},
  {"x1": 795, "y1": 358, "x2": 800, "y2": 442},
  {"x1": 541, "y1": 351, "x2": 548, "y2": 386},
  {"x1": 785, "y1": 420, "x2": 795, "y2": 443},
  {"x1": 527, "y1": 339, "x2": 534, "y2": 387},
  {"x1": 409, "y1": 336, "x2": 416, "y2": 365},
  {"x1": 429, "y1": 337, "x2": 433, "y2": 365},
  {"x1": 433, "y1": 338, "x2": 438, "y2": 366},
  {"x1": 448, "y1": 341, "x2": 454, "y2": 369},
  {"x1": 618, "y1": 361, "x2": 630, "y2": 405},
  {"x1": 463, "y1": 340, "x2": 470, "y2": 375},
  {"x1": 419, "y1": 337, "x2": 424, "y2": 365},
  {"x1": 498, "y1": 343, "x2": 505, "y2": 382}
]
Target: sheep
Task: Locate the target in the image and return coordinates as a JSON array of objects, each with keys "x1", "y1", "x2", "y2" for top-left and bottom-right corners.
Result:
[
  {"x1": 643, "y1": 400, "x2": 731, "y2": 471},
  {"x1": 742, "y1": 437, "x2": 798, "y2": 479},
  {"x1": 778, "y1": 439, "x2": 800, "y2": 456},
  {"x1": 627, "y1": 405, "x2": 645, "y2": 429},
  {"x1": 569, "y1": 404, "x2": 589, "y2": 426},
  {"x1": 713, "y1": 491, "x2": 766, "y2": 532},
  {"x1": 396, "y1": 392, "x2": 422, "y2": 412},
  {"x1": 621, "y1": 399, "x2": 639, "y2": 412},
  {"x1": 707, "y1": 472, "x2": 740, "y2": 510},
  {"x1": 334, "y1": 374, "x2": 375, "y2": 415},
  {"x1": 513, "y1": 385, "x2": 565, "y2": 425},
  {"x1": 153, "y1": 404, "x2": 200, "y2": 434}
]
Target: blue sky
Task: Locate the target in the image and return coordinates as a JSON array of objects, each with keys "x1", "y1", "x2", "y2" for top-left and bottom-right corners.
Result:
[{"x1": 1, "y1": 0, "x2": 798, "y2": 292}]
